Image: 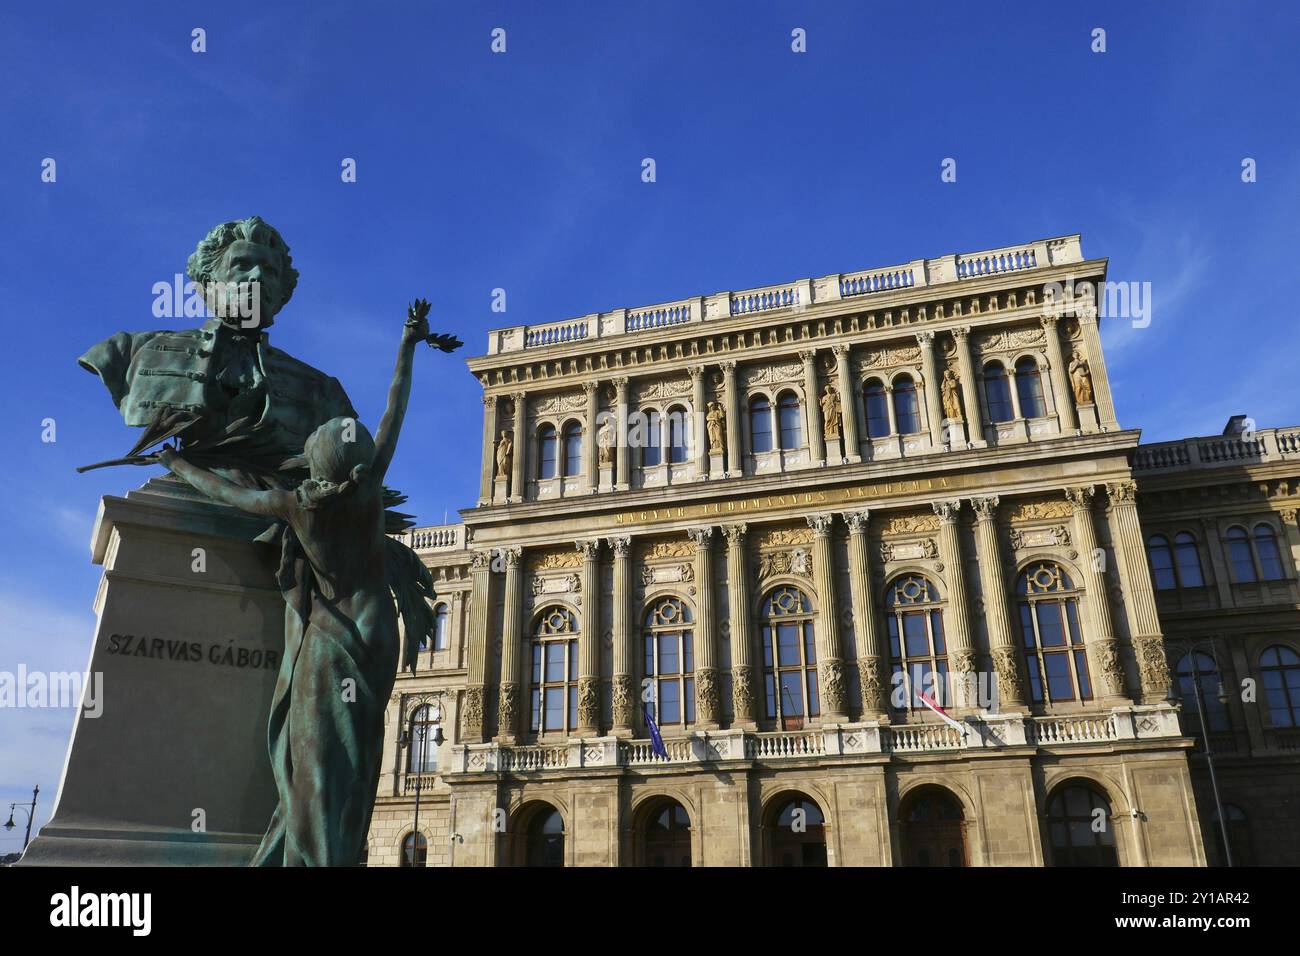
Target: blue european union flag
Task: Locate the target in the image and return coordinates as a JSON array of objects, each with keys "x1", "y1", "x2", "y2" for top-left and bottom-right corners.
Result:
[{"x1": 643, "y1": 702, "x2": 669, "y2": 761}]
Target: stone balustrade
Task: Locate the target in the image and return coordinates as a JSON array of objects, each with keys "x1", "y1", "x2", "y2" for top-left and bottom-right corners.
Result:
[
  {"x1": 483, "y1": 234, "x2": 1086, "y2": 355},
  {"x1": 399, "y1": 523, "x2": 466, "y2": 553},
  {"x1": 443, "y1": 705, "x2": 1181, "y2": 774},
  {"x1": 1132, "y1": 427, "x2": 1300, "y2": 474}
]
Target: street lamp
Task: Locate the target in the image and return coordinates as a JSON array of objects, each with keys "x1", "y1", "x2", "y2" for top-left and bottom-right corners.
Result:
[
  {"x1": 1172, "y1": 638, "x2": 1233, "y2": 867},
  {"x1": 4, "y1": 785, "x2": 39, "y2": 855},
  {"x1": 399, "y1": 698, "x2": 444, "y2": 867}
]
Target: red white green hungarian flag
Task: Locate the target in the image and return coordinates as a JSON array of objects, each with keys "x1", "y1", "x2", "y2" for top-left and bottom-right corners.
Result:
[{"x1": 917, "y1": 689, "x2": 968, "y2": 737}]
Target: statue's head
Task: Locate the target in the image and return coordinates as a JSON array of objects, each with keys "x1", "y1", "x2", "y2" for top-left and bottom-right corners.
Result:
[
  {"x1": 304, "y1": 416, "x2": 375, "y2": 485},
  {"x1": 187, "y1": 216, "x2": 299, "y2": 329}
]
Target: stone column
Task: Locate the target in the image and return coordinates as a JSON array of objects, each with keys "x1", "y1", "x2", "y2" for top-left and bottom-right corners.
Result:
[
  {"x1": 845, "y1": 510, "x2": 886, "y2": 718},
  {"x1": 933, "y1": 499, "x2": 978, "y2": 710},
  {"x1": 724, "y1": 524, "x2": 756, "y2": 729},
  {"x1": 1107, "y1": 480, "x2": 1172, "y2": 701},
  {"x1": 807, "y1": 513, "x2": 849, "y2": 722},
  {"x1": 832, "y1": 345, "x2": 861, "y2": 462},
  {"x1": 917, "y1": 332, "x2": 944, "y2": 448},
  {"x1": 463, "y1": 549, "x2": 494, "y2": 742},
  {"x1": 607, "y1": 535, "x2": 635, "y2": 736},
  {"x1": 479, "y1": 394, "x2": 498, "y2": 505},
  {"x1": 1076, "y1": 304, "x2": 1118, "y2": 428},
  {"x1": 1006, "y1": 363, "x2": 1024, "y2": 420},
  {"x1": 613, "y1": 377, "x2": 630, "y2": 491},
  {"x1": 800, "y1": 350, "x2": 825, "y2": 466},
  {"x1": 1041, "y1": 314, "x2": 1077, "y2": 432},
  {"x1": 952, "y1": 326, "x2": 983, "y2": 446},
  {"x1": 721, "y1": 361, "x2": 742, "y2": 476},
  {"x1": 583, "y1": 381, "x2": 599, "y2": 492},
  {"x1": 971, "y1": 496, "x2": 1025, "y2": 710},
  {"x1": 689, "y1": 364, "x2": 708, "y2": 479},
  {"x1": 496, "y1": 547, "x2": 524, "y2": 743},
  {"x1": 688, "y1": 527, "x2": 721, "y2": 728},
  {"x1": 510, "y1": 391, "x2": 528, "y2": 502},
  {"x1": 575, "y1": 539, "x2": 602, "y2": 736},
  {"x1": 1065, "y1": 486, "x2": 1128, "y2": 703}
]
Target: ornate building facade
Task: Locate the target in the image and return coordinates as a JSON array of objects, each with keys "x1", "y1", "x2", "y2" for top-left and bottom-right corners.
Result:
[{"x1": 364, "y1": 235, "x2": 1300, "y2": 867}]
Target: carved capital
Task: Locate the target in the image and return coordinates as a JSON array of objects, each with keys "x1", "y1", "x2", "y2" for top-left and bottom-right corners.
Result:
[
  {"x1": 723, "y1": 523, "x2": 748, "y2": 548},
  {"x1": 718, "y1": 360, "x2": 737, "y2": 375},
  {"x1": 831, "y1": 343, "x2": 851, "y2": 360},
  {"x1": 844, "y1": 509, "x2": 870, "y2": 535},
  {"x1": 502, "y1": 546, "x2": 522, "y2": 568},
  {"x1": 806, "y1": 513, "x2": 835, "y2": 537},
  {"x1": 932, "y1": 498, "x2": 962, "y2": 523},
  {"x1": 461, "y1": 685, "x2": 485, "y2": 735},
  {"x1": 821, "y1": 659, "x2": 846, "y2": 715},
  {"x1": 1065, "y1": 485, "x2": 1097, "y2": 511},
  {"x1": 574, "y1": 538, "x2": 601, "y2": 561},
  {"x1": 498, "y1": 681, "x2": 519, "y2": 732},
  {"x1": 577, "y1": 677, "x2": 601, "y2": 731},
  {"x1": 696, "y1": 667, "x2": 722, "y2": 724},
  {"x1": 470, "y1": 549, "x2": 493, "y2": 571},
  {"x1": 606, "y1": 535, "x2": 632, "y2": 558},
  {"x1": 915, "y1": 330, "x2": 935, "y2": 347},
  {"x1": 483, "y1": 393, "x2": 499, "y2": 410},
  {"x1": 1107, "y1": 479, "x2": 1138, "y2": 504},
  {"x1": 798, "y1": 348, "x2": 817, "y2": 364},
  {"x1": 1134, "y1": 636, "x2": 1172, "y2": 697},
  {"x1": 611, "y1": 674, "x2": 634, "y2": 729},
  {"x1": 731, "y1": 665, "x2": 755, "y2": 719},
  {"x1": 970, "y1": 495, "x2": 1001, "y2": 521},
  {"x1": 951, "y1": 325, "x2": 971, "y2": 339},
  {"x1": 687, "y1": 364, "x2": 705, "y2": 381},
  {"x1": 687, "y1": 526, "x2": 715, "y2": 551},
  {"x1": 858, "y1": 657, "x2": 886, "y2": 714}
]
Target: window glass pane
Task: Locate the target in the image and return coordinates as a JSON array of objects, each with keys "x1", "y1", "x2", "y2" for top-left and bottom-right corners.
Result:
[
  {"x1": 1019, "y1": 604, "x2": 1035, "y2": 647},
  {"x1": 545, "y1": 643, "x2": 566, "y2": 681},
  {"x1": 685, "y1": 678, "x2": 695, "y2": 723},
  {"x1": 643, "y1": 411, "x2": 661, "y2": 466},
  {"x1": 1015, "y1": 359, "x2": 1045, "y2": 418},
  {"x1": 806, "y1": 669, "x2": 820, "y2": 716},
  {"x1": 780, "y1": 672, "x2": 805, "y2": 715},
  {"x1": 1025, "y1": 656, "x2": 1044, "y2": 702},
  {"x1": 538, "y1": 428, "x2": 557, "y2": 479},
  {"x1": 1044, "y1": 653, "x2": 1074, "y2": 700},
  {"x1": 1065, "y1": 600, "x2": 1083, "y2": 645},
  {"x1": 568, "y1": 685, "x2": 577, "y2": 728},
  {"x1": 1256, "y1": 527, "x2": 1285, "y2": 580},
  {"x1": 1036, "y1": 603, "x2": 1067, "y2": 647},
  {"x1": 930, "y1": 610, "x2": 946, "y2": 653},
  {"x1": 544, "y1": 687, "x2": 563, "y2": 729},
  {"x1": 764, "y1": 674, "x2": 776, "y2": 717},
  {"x1": 984, "y1": 367, "x2": 1013, "y2": 422},
  {"x1": 1149, "y1": 538, "x2": 1176, "y2": 590},
  {"x1": 777, "y1": 624, "x2": 800, "y2": 665},
  {"x1": 645, "y1": 636, "x2": 655, "y2": 679},
  {"x1": 778, "y1": 395, "x2": 802, "y2": 449},
  {"x1": 903, "y1": 612, "x2": 929, "y2": 657},
  {"x1": 529, "y1": 689, "x2": 540, "y2": 731},
  {"x1": 893, "y1": 381, "x2": 920, "y2": 434},
  {"x1": 865, "y1": 385, "x2": 890, "y2": 438},
  {"x1": 683, "y1": 632, "x2": 694, "y2": 672},
  {"x1": 1074, "y1": 650, "x2": 1092, "y2": 699},
  {"x1": 659, "y1": 680, "x2": 680, "y2": 723},
  {"x1": 1227, "y1": 535, "x2": 1256, "y2": 582},
  {"x1": 803, "y1": 626, "x2": 816, "y2": 664},
  {"x1": 532, "y1": 644, "x2": 542, "y2": 683},
  {"x1": 564, "y1": 426, "x2": 582, "y2": 476},
  {"x1": 887, "y1": 615, "x2": 901, "y2": 658},
  {"x1": 658, "y1": 635, "x2": 679, "y2": 674},
  {"x1": 1174, "y1": 535, "x2": 1205, "y2": 587},
  {"x1": 750, "y1": 399, "x2": 773, "y2": 453}
]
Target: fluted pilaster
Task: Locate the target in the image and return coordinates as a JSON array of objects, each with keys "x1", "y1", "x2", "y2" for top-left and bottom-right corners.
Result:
[
  {"x1": 688, "y1": 526, "x2": 721, "y2": 727},
  {"x1": 933, "y1": 499, "x2": 977, "y2": 709},
  {"x1": 971, "y1": 496, "x2": 1025, "y2": 710},
  {"x1": 607, "y1": 535, "x2": 635, "y2": 735},
  {"x1": 845, "y1": 510, "x2": 886, "y2": 718},
  {"x1": 496, "y1": 547, "x2": 523, "y2": 742},
  {"x1": 463, "y1": 549, "x2": 494, "y2": 741},
  {"x1": 575, "y1": 538, "x2": 602, "y2": 735},
  {"x1": 724, "y1": 524, "x2": 756, "y2": 728},
  {"x1": 808, "y1": 513, "x2": 848, "y2": 721},
  {"x1": 1108, "y1": 480, "x2": 1172, "y2": 701}
]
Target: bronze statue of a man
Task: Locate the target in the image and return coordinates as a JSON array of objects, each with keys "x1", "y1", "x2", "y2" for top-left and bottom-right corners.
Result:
[{"x1": 79, "y1": 216, "x2": 356, "y2": 469}]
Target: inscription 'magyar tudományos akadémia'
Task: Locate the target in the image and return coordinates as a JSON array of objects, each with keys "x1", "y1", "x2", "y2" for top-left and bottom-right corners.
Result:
[{"x1": 104, "y1": 633, "x2": 281, "y2": 670}]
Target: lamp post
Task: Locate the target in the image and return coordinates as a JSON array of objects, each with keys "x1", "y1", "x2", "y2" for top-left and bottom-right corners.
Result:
[
  {"x1": 1172, "y1": 638, "x2": 1233, "y2": 867},
  {"x1": 4, "y1": 784, "x2": 39, "y2": 855},
  {"x1": 399, "y1": 698, "x2": 444, "y2": 867}
]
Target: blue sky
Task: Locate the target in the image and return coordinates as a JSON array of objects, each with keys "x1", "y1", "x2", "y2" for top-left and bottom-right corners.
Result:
[{"x1": 1, "y1": 1, "x2": 1297, "y2": 846}]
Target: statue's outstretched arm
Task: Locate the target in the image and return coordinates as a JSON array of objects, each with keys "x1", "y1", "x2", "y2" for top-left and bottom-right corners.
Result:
[
  {"x1": 160, "y1": 448, "x2": 292, "y2": 519},
  {"x1": 372, "y1": 300, "x2": 429, "y2": 483}
]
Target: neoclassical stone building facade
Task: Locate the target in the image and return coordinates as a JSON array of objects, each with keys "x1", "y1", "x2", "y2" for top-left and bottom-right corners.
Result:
[{"x1": 364, "y1": 235, "x2": 1300, "y2": 867}]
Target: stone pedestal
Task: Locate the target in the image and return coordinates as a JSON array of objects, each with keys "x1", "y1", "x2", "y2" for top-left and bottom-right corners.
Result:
[
  {"x1": 824, "y1": 437, "x2": 843, "y2": 463},
  {"x1": 19, "y1": 477, "x2": 282, "y2": 866},
  {"x1": 708, "y1": 451, "x2": 725, "y2": 478},
  {"x1": 941, "y1": 417, "x2": 965, "y2": 449},
  {"x1": 598, "y1": 463, "x2": 614, "y2": 492},
  {"x1": 493, "y1": 475, "x2": 509, "y2": 503},
  {"x1": 1078, "y1": 402, "x2": 1100, "y2": 434}
]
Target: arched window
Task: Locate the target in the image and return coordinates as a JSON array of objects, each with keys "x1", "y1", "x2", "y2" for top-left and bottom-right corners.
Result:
[
  {"x1": 1209, "y1": 804, "x2": 1253, "y2": 867},
  {"x1": 666, "y1": 406, "x2": 688, "y2": 464},
  {"x1": 562, "y1": 421, "x2": 582, "y2": 477},
  {"x1": 1147, "y1": 535, "x2": 1176, "y2": 591},
  {"x1": 777, "y1": 392, "x2": 803, "y2": 449},
  {"x1": 407, "y1": 704, "x2": 439, "y2": 772},
  {"x1": 642, "y1": 410, "x2": 662, "y2": 467},
  {"x1": 432, "y1": 603, "x2": 450, "y2": 651},
  {"x1": 1174, "y1": 533, "x2": 1205, "y2": 588},
  {"x1": 892, "y1": 375, "x2": 920, "y2": 435},
  {"x1": 537, "y1": 424, "x2": 558, "y2": 479},
  {"x1": 1226, "y1": 526, "x2": 1256, "y2": 582},
  {"x1": 983, "y1": 363, "x2": 1014, "y2": 423},
  {"x1": 1014, "y1": 356, "x2": 1046, "y2": 419},
  {"x1": 1175, "y1": 652, "x2": 1230, "y2": 733},
  {"x1": 1046, "y1": 784, "x2": 1118, "y2": 867},
  {"x1": 529, "y1": 606, "x2": 580, "y2": 735},
  {"x1": 767, "y1": 794, "x2": 827, "y2": 867},
  {"x1": 1260, "y1": 645, "x2": 1300, "y2": 728},
  {"x1": 1016, "y1": 563, "x2": 1092, "y2": 704},
  {"x1": 760, "y1": 587, "x2": 818, "y2": 729},
  {"x1": 885, "y1": 576, "x2": 948, "y2": 711},
  {"x1": 1254, "y1": 524, "x2": 1285, "y2": 580},
  {"x1": 864, "y1": 379, "x2": 890, "y2": 438},
  {"x1": 524, "y1": 806, "x2": 565, "y2": 867},
  {"x1": 642, "y1": 800, "x2": 692, "y2": 867},
  {"x1": 900, "y1": 786, "x2": 967, "y2": 867},
  {"x1": 400, "y1": 831, "x2": 427, "y2": 868},
  {"x1": 749, "y1": 396, "x2": 773, "y2": 453},
  {"x1": 644, "y1": 597, "x2": 695, "y2": 727}
]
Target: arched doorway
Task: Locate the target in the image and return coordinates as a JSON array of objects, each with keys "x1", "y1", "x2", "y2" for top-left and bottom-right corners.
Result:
[
  {"x1": 1045, "y1": 782, "x2": 1119, "y2": 867},
  {"x1": 765, "y1": 793, "x2": 828, "y2": 867},
  {"x1": 514, "y1": 803, "x2": 565, "y2": 867},
  {"x1": 638, "y1": 798, "x2": 692, "y2": 867},
  {"x1": 899, "y1": 786, "x2": 967, "y2": 867}
]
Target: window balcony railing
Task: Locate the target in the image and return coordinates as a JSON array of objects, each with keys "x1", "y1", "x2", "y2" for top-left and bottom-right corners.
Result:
[{"x1": 444, "y1": 705, "x2": 1182, "y2": 774}]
